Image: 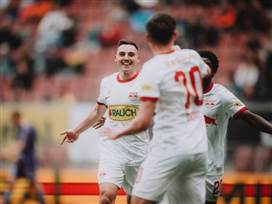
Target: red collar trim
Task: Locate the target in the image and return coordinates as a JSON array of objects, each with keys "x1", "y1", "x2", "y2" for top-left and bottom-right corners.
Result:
[
  {"x1": 203, "y1": 82, "x2": 214, "y2": 94},
  {"x1": 117, "y1": 71, "x2": 139, "y2": 83},
  {"x1": 159, "y1": 49, "x2": 175, "y2": 55}
]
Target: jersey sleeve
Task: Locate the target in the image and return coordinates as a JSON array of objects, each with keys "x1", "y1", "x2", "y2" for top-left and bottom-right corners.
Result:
[
  {"x1": 139, "y1": 62, "x2": 161, "y2": 101},
  {"x1": 221, "y1": 87, "x2": 248, "y2": 119},
  {"x1": 97, "y1": 78, "x2": 107, "y2": 106}
]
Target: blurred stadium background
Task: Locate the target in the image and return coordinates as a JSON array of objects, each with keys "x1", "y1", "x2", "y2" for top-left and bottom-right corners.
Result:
[{"x1": 0, "y1": 0, "x2": 271, "y2": 203}]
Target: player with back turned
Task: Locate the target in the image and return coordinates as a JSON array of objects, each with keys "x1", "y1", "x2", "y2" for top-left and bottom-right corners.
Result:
[{"x1": 162, "y1": 50, "x2": 272, "y2": 204}]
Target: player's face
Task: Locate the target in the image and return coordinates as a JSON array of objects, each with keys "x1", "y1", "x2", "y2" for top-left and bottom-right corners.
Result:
[
  {"x1": 115, "y1": 44, "x2": 139, "y2": 72},
  {"x1": 202, "y1": 58, "x2": 214, "y2": 78},
  {"x1": 202, "y1": 58, "x2": 214, "y2": 89}
]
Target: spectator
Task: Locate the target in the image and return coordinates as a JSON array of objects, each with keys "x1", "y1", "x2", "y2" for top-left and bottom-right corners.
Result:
[
  {"x1": 44, "y1": 47, "x2": 67, "y2": 76},
  {"x1": 35, "y1": 4, "x2": 74, "y2": 53},
  {"x1": 11, "y1": 56, "x2": 35, "y2": 91},
  {"x1": 214, "y1": 3, "x2": 237, "y2": 31},
  {"x1": 233, "y1": 54, "x2": 259, "y2": 99},
  {"x1": 4, "y1": 0, "x2": 21, "y2": 20},
  {"x1": 0, "y1": 18, "x2": 22, "y2": 50},
  {"x1": 264, "y1": 48, "x2": 272, "y2": 99},
  {"x1": 235, "y1": 1, "x2": 271, "y2": 33},
  {"x1": 98, "y1": 20, "x2": 124, "y2": 48}
]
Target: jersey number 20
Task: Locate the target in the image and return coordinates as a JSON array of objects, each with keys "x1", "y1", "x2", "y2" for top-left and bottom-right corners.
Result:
[{"x1": 174, "y1": 66, "x2": 203, "y2": 109}]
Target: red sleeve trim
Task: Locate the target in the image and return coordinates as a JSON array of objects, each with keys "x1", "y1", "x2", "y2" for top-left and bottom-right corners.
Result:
[
  {"x1": 233, "y1": 107, "x2": 248, "y2": 119},
  {"x1": 140, "y1": 97, "x2": 159, "y2": 102},
  {"x1": 97, "y1": 101, "x2": 107, "y2": 107}
]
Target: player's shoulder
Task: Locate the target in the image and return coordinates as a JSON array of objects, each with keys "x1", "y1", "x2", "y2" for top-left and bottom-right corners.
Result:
[
  {"x1": 212, "y1": 83, "x2": 229, "y2": 94},
  {"x1": 178, "y1": 49, "x2": 201, "y2": 60},
  {"x1": 213, "y1": 83, "x2": 237, "y2": 99},
  {"x1": 142, "y1": 57, "x2": 162, "y2": 73},
  {"x1": 180, "y1": 48, "x2": 199, "y2": 56},
  {"x1": 101, "y1": 72, "x2": 118, "y2": 84}
]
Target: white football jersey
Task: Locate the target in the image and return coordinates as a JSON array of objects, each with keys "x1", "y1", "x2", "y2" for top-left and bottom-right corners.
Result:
[
  {"x1": 203, "y1": 83, "x2": 248, "y2": 175},
  {"x1": 97, "y1": 72, "x2": 149, "y2": 165},
  {"x1": 139, "y1": 49, "x2": 209, "y2": 154}
]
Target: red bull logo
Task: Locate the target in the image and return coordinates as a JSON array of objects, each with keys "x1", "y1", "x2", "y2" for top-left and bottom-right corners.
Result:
[
  {"x1": 204, "y1": 115, "x2": 217, "y2": 125},
  {"x1": 128, "y1": 92, "x2": 138, "y2": 101}
]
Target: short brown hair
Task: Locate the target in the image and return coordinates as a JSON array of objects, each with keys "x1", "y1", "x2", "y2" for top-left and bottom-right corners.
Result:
[
  {"x1": 146, "y1": 13, "x2": 176, "y2": 45},
  {"x1": 118, "y1": 39, "x2": 138, "y2": 50}
]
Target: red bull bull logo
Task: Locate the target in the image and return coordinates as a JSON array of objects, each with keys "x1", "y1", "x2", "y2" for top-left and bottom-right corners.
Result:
[{"x1": 204, "y1": 115, "x2": 217, "y2": 125}]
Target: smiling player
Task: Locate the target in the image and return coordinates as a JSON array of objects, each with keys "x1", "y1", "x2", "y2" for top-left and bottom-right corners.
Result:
[{"x1": 61, "y1": 39, "x2": 150, "y2": 204}]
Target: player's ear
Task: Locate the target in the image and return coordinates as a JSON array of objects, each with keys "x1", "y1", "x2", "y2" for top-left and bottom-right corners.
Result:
[
  {"x1": 172, "y1": 31, "x2": 177, "y2": 42},
  {"x1": 145, "y1": 33, "x2": 151, "y2": 43},
  {"x1": 114, "y1": 53, "x2": 118, "y2": 62},
  {"x1": 136, "y1": 54, "x2": 140, "y2": 64}
]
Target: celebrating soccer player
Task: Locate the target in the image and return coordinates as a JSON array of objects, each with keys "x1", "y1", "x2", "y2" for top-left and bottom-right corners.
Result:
[
  {"x1": 200, "y1": 50, "x2": 272, "y2": 204},
  {"x1": 61, "y1": 39, "x2": 150, "y2": 204},
  {"x1": 103, "y1": 13, "x2": 210, "y2": 204},
  {"x1": 162, "y1": 50, "x2": 272, "y2": 204}
]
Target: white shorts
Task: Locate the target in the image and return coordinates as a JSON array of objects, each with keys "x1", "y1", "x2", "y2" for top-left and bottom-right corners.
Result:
[
  {"x1": 98, "y1": 160, "x2": 140, "y2": 195},
  {"x1": 206, "y1": 174, "x2": 223, "y2": 202},
  {"x1": 132, "y1": 149, "x2": 207, "y2": 202}
]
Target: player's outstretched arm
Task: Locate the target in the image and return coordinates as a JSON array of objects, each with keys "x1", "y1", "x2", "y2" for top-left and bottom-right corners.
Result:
[
  {"x1": 102, "y1": 100, "x2": 156, "y2": 140},
  {"x1": 93, "y1": 117, "x2": 106, "y2": 129},
  {"x1": 239, "y1": 110, "x2": 272, "y2": 134},
  {"x1": 61, "y1": 104, "x2": 107, "y2": 144}
]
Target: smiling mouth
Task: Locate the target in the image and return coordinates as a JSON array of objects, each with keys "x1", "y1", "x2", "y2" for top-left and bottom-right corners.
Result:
[{"x1": 121, "y1": 60, "x2": 133, "y2": 66}]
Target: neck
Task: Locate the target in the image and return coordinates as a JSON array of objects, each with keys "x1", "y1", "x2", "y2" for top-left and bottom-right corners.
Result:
[
  {"x1": 119, "y1": 69, "x2": 136, "y2": 80},
  {"x1": 203, "y1": 78, "x2": 214, "y2": 93},
  {"x1": 151, "y1": 43, "x2": 175, "y2": 55}
]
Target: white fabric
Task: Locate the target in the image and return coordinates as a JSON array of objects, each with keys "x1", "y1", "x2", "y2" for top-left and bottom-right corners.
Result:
[
  {"x1": 98, "y1": 160, "x2": 139, "y2": 194},
  {"x1": 139, "y1": 49, "x2": 209, "y2": 154},
  {"x1": 203, "y1": 83, "x2": 247, "y2": 176},
  {"x1": 234, "y1": 62, "x2": 259, "y2": 88},
  {"x1": 97, "y1": 71, "x2": 149, "y2": 170},
  {"x1": 205, "y1": 174, "x2": 223, "y2": 202},
  {"x1": 133, "y1": 151, "x2": 207, "y2": 202},
  {"x1": 133, "y1": 48, "x2": 208, "y2": 202}
]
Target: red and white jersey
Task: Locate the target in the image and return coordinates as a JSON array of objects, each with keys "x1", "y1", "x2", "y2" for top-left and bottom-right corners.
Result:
[
  {"x1": 203, "y1": 83, "x2": 248, "y2": 175},
  {"x1": 97, "y1": 72, "x2": 149, "y2": 165},
  {"x1": 139, "y1": 49, "x2": 209, "y2": 154}
]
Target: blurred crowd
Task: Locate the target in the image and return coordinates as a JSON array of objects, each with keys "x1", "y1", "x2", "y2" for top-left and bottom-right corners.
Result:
[
  {"x1": 0, "y1": 0, "x2": 271, "y2": 102},
  {"x1": 0, "y1": 0, "x2": 272, "y2": 174}
]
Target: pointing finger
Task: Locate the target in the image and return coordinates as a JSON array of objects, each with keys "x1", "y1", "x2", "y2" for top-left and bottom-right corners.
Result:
[
  {"x1": 61, "y1": 136, "x2": 67, "y2": 145},
  {"x1": 60, "y1": 131, "x2": 67, "y2": 135}
]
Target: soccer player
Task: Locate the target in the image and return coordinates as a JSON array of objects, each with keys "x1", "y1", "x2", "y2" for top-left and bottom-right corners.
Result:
[
  {"x1": 61, "y1": 39, "x2": 150, "y2": 204},
  {"x1": 103, "y1": 13, "x2": 210, "y2": 204},
  {"x1": 199, "y1": 50, "x2": 272, "y2": 204},
  {"x1": 161, "y1": 50, "x2": 272, "y2": 204}
]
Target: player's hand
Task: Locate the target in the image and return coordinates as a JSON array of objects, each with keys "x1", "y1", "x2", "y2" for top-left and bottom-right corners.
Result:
[
  {"x1": 60, "y1": 130, "x2": 79, "y2": 144},
  {"x1": 100, "y1": 128, "x2": 120, "y2": 140},
  {"x1": 93, "y1": 117, "x2": 106, "y2": 129}
]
